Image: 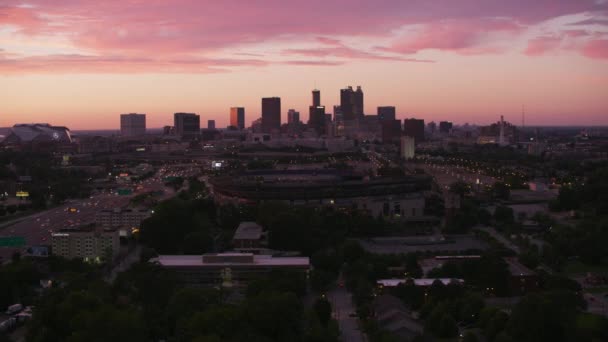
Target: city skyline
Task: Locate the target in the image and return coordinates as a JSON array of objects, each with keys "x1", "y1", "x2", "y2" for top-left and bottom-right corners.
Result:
[{"x1": 1, "y1": 0, "x2": 608, "y2": 129}]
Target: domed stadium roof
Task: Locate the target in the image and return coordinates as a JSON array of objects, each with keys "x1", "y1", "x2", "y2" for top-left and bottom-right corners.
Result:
[{"x1": 6, "y1": 124, "x2": 72, "y2": 144}]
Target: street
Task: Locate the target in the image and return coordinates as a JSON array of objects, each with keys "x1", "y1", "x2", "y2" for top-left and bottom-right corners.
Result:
[{"x1": 328, "y1": 285, "x2": 366, "y2": 342}]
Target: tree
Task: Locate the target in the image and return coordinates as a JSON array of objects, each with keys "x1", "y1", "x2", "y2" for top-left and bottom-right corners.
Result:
[
  {"x1": 492, "y1": 182, "x2": 511, "y2": 200},
  {"x1": 168, "y1": 287, "x2": 220, "y2": 336},
  {"x1": 550, "y1": 186, "x2": 579, "y2": 211},
  {"x1": 66, "y1": 305, "x2": 146, "y2": 342},
  {"x1": 342, "y1": 240, "x2": 365, "y2": 264},
  {"x1": 313, "y1": 297, "x2": 332, "y2": 328},
  {"x1": 244, "y1": 292, "x2": 303, "y2": 341},
  {"x1": 438, "y1": 314, "x2": 458, "y2": 338},
  {"x1": 310, "y1": 269, "x2": 335, "y2": 293},
  {"x1": 246, "y1": 270, "x2": 307, "y2": 298},
  {"x1": 494, "y1": 206, "x2": 514, "y2": 225},
  {"x1": 140, "y1": 197, "x2": 215, "y2": 254},
  {"x1": 462, "y1": 331, "x2": 479, "y2": 342},
  {"x1": 507, "y1": 292, "x2": 582, "y2": 342}
]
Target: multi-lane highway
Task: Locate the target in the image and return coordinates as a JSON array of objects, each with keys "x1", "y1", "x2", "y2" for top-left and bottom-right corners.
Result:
[
  {"x1": 0, "y1": 192, "x2": 131, "y2": 262},
  {"x1": 0, "y1": 166, "x2": 197, "y2": 263}
]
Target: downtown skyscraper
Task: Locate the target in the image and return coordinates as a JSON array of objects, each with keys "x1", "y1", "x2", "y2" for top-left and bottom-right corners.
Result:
[
  {"x1": 230, "y1": 107, "x2": 245, "y2": 130},
  {"x1": 261, "y1": 97, "x2": 281, "y2": 134},
  {"x1": 120, "y1": 113, "x2": 146, "y2": 136},
  {"x1": 174, "y1": 112, "x2": 200, "y2": 138},
  {"x1": 340, "y1": 86, "x2": 364, "y2": 121},
  {"x1": 309, "y1": 89, "x2": 326, "y2": 135}
]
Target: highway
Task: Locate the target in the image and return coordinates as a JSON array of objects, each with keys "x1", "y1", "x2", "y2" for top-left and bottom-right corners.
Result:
[
  {"x1": 0, "y1": 166, "x2": 195, "y2": 263},
  {"x1": 0, "y1": 193, "x2": 131, "y2": 262}
]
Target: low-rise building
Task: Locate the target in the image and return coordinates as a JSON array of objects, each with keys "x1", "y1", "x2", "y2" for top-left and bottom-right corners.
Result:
[
  {"x1": 505, "y1": 257, "x2": 538, "y2": 295},
  {"x1": 377, "y1": 278, "x2": 464, "y2": 288},
  {"x1": 232, "y1": 222, "x2": 267, "y2": 253},
  {"x1": 151, "y1": 253, "x2": 309, "y2": 286},
  {"x1": 95, "y1": 208, "x2": 150, "y2": 235},
  {"x1": 51, "y1": 225, "x2": 119, "y2": 262},
  {"x1": 373, "y1": 294, "x2": 423, "y2": 341}
]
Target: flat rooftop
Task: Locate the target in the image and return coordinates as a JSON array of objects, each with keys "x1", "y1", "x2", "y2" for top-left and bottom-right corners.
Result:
[
  {"x1": 377, "y1": 278, "x2": 464, "y2": 287},
  {"x1": 233, "y1": 222, "x2": 263, "y2": 240},
  {"x1": 152, "y1": 253, "x2": 309, "y2": 267}
]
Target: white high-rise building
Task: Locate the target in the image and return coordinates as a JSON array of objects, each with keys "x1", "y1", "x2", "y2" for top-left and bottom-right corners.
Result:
[
  {"x1": 401, "y1": 136, "x2": 415, "y2": 159},
  {"x1": 498, "y1": 115, "x2": 507, "y2": 146}
]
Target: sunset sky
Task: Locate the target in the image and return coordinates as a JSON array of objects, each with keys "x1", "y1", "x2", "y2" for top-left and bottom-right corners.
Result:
[{"x1": 1, "y1": 0, "x2": 608, "y2": 129}]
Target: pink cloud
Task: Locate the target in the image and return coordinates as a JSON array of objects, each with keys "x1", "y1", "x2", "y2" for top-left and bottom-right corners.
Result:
[
  {"x1": 0, "y1": 54, "x2": 267, "y2": 74},
  {"x1": 284, "y1": 41, "x2": 434, "y2": 62},
  {"x1": 523, "y1": 30, "x2": 608, "y2": 58},
  {"x1": 0, "y1": 0, "x2": 606, "y2": 73},
  {"x1": 283, "y1": 60, "x2": 345, "y2": 66},
  {"x1": 316, "y1": 37, "x2": 342, "y2": 46},
  {"x1": 3, "y1": 1, "x2": 606, "y2": 54},
  {"x1": 524, "y1": 36, "x2": 563, "y2": 56},
  {"x1": 0, "y1": 5, "x2": 46, "y2": 34},
  {"x1": 582, "y1": 39, "x2": 608, "y2": 59},
  {"x1": 383, "y1": 18, "x2": 522, "y2": 55}
]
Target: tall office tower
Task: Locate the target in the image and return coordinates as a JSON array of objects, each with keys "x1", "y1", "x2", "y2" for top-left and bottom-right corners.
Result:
[
  {"x1": 261, "y1": 97, "x2": 281, "y2": 133},
  {"x1": 208, "y1": 120, "x2": 216, "y2": 129},
  {"x1": 403, "y1": 118, "x2": 425, "y2": 143},
  {"x1": 377, "y1": 106, "x2": 396, "y2": 121},
  {"x1": 230, "y1": 107, "x2": 245, "y2": 129},
  {"x1": 312, "y1": 89, "x2": 320, "y2": 107},
  {"x1": 439, "y1": 121, "x2": 453, "y2": 133},
  {"x1": 354, "y1": 86, "x2": 364, "y2": 119},
  {"x1": 381, "y1": 119, "x2": 402, "y2": 144},
  {"x1": 309, "y1": 106, "x2": 326, "y2": 135},
  {"x1": 340, "y1": 86, "x2": 355, "y2": 120},
  {"x1": 308, "y1": 89, "x2": 326, "y2": 135},
  {"x1": 174, "y1": 113, "x2": 201, "y2": 138},
  {"x1": 287, "y1": 109, "x2": 300, "y2": 124},
  {"x1": 333, "y1": 105, "x2": 343, "y2": 122},
  {"x1": 340, "y1": 86, "x2": 364, "y2": 120},
  {"x1": 120, "y1": 113, "x2": 146, "y2": 136},
  {"x1": 400, "y1": 136, "x2": 415, "y2": 159}
]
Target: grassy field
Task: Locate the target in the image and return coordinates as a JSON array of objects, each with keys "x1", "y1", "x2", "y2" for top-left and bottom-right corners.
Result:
[
  {"x1": 584, "y1": 287, "x2": 608, "y2": 294},
  {"x1": 563, "y1": 260, "x2": 608, "y2": 275}
]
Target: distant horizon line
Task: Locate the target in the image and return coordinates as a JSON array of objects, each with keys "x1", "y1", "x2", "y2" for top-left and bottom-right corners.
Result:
[
  {"x1": 69, "y1": 124, "x2": 608, "y2": 131},
  {"x1": 3, "y1": 124, "x2": 608, "y2": 132}
]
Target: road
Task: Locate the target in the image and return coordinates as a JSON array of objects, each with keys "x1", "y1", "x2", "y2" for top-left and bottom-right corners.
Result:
[
  {"x1": 477, "y1": 226, "x2": 521, "y2": 254},
  {"x1": 0, "y1": 193, "x2": 132, "y2": 262},
  {"x1": 0, "y1": 166, "x2": 188, "y2": 263},
  {"x1": 328, "y1": 285, "x2": 366, "y2": 342}
]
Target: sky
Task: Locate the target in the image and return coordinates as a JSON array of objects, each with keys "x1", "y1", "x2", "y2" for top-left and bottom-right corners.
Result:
[{"x1": 1, "y1": 0, "x2": 608, "y2": 129}]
